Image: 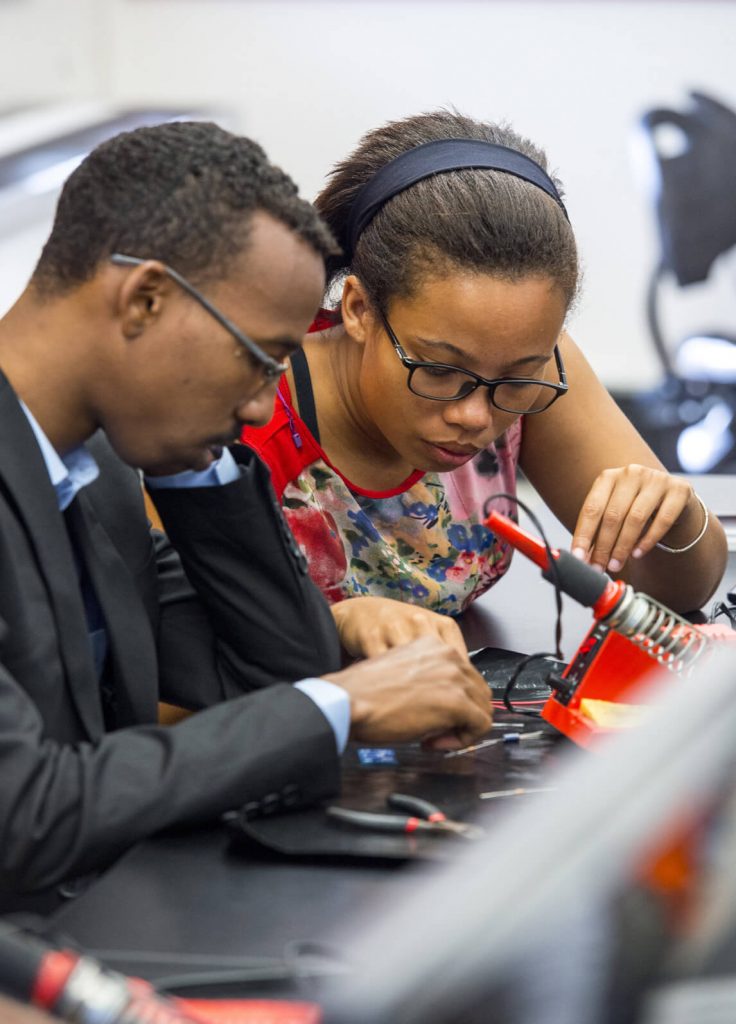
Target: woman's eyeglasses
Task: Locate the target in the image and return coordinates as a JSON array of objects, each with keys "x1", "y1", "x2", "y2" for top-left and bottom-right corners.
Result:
[{"x1": 381, "y1": 312, "x2": 568, "y2": 415}]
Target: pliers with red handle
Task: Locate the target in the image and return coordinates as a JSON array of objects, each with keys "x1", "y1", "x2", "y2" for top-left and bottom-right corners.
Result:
[{"x1": 326, "y1": 792, "x2": 483, "y2": 840}]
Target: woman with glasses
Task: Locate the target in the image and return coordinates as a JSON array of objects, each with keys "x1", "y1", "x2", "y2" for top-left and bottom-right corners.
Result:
[{"x1": 243, "y1": 110, "x2": 725, "y2": 642}]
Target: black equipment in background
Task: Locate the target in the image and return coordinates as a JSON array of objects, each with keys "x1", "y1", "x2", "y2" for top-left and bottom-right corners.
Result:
[{"x1": 615, "y1": 90, "x2": 736, "y2": 474}]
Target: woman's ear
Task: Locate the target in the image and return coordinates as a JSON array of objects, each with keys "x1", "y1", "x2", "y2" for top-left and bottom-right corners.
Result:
[{"x1": 341, "y1": 275, "x2": 377, "y2": 346}]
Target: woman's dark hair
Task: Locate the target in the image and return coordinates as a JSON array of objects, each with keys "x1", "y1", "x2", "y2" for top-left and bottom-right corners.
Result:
[
  {"x1": 315, "y1": 110, "x2": 579, "y2": 315},
  {"x1": 32, "y1": 120, "x2": 338, "y2": 296}
]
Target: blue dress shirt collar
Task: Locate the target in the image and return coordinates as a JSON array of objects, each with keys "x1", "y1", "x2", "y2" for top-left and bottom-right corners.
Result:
[{"x1": 20, "y1": 402, "x2": 99, "y2": 511}]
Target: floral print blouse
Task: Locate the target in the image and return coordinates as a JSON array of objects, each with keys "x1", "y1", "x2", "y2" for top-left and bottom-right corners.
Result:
[{"x1": 243, "y1": 372, "x2": 523, "y2": 616}]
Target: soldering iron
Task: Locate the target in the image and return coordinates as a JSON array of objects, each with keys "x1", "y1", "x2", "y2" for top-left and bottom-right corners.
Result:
[{"x1": 484, "y1": 509, "x2": 736, "y2": 746}]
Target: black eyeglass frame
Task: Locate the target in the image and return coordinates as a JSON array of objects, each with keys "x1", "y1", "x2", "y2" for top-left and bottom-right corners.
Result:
[
  {"x1": 381, "y1": 312, "x2": 568, "y2": 414},
  {"x1": 110, "y1": 253, "x2": 288, "y2": 383}
]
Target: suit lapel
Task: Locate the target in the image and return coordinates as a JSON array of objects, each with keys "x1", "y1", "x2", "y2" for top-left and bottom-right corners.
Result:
[
  {"x1": 0, "y1": 374, "x2": 104, "y2": 738},
  {"x1": 67, "y1": 493, "x2": 158, "y2": 726}
]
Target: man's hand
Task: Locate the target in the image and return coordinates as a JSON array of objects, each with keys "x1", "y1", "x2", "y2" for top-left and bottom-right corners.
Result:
[
  {"x1": 331, "y1": 596, "x2": 468, "y2": 659},
  {"x1": 324, "y1": 635, "x2": 492, "y2": 750}
]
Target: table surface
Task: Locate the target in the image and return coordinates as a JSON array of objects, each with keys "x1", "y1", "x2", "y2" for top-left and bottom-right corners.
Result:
[{"x1": 49, "y1": 502, "x2": 736, "y2": 992}]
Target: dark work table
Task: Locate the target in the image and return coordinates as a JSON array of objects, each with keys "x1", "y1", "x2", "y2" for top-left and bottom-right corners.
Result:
[
  {"x1": 48, "y1": 502, "x2": 736, "y2": 993},
  {"x1": 49, "y1": 709, "x2": 565, "y2": 986}
]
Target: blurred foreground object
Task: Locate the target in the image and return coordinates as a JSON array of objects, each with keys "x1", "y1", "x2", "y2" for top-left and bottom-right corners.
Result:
[
  {"x1": 0, "y1": 921, "x2": 320, "y2": 1024},
  {"x1": 322, "y1": 644, "x2": 736, "y2": 1024}
]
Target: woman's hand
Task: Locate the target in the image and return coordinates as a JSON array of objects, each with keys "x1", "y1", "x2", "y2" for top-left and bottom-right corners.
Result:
[
  {"x1": 331, "y1": 595, "x2": 468, "y2": 660},
  {"x1": 571, "y1": 464, "x2": 696, "y2": 573}
]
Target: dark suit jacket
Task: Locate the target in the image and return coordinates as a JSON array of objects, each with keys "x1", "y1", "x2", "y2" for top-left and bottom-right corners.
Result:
[{"x1": 0, "y1": 372, "x2": 342, "y2": 904}]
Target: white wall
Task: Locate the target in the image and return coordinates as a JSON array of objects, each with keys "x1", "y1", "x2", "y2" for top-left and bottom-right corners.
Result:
[
  {"x1": 0, "y1": 0, "x2": 107, "y2": 103},
  {"x1": 3, "y1": 0, "x2": 736, "y2": 389}
]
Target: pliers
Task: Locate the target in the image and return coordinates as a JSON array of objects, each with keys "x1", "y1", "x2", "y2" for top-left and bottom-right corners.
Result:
[{"x1": 326, "y1": 792, "x2": 484, "y2": 840}]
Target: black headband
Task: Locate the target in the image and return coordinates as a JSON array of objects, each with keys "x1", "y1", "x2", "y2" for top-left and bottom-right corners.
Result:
[{"x1": 345, "y1": 138, "x2": 568, "y2": 259}]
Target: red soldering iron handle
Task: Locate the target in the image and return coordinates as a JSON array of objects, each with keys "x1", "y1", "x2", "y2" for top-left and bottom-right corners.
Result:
[
  {"x1": 484, "y1": 510, "x2": 557, "y2": 571},
  {"x1": 485, "y1": 509, "x2": 625, "y2": 614}
]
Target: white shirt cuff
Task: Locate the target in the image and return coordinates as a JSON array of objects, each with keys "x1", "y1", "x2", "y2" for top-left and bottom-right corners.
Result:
[{"x1": 294, "y1": 677, "x2": 350, "y2": 754}]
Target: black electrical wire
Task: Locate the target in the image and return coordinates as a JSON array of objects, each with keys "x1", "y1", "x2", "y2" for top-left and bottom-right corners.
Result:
[
  {"x1": 482, "y1": 492, "x2": 565, "y2": 717},
  {"x1": 501, "y1": 653, "x2": 559, "y2": 718},
  {"x1": 708, "y1": 600, "x2": 736, "y2": 629},
  {"x1": 646, "y1": 261, "x2": 675, "y2": 378}
]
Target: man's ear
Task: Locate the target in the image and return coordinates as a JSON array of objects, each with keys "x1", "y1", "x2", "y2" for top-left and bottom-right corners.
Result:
[
  {"x1": 341, "y1": 275, "x2": 378, "y2": 346},
  {"x1": 113, "y1": 261, "x2": 170, "y2": 339}
]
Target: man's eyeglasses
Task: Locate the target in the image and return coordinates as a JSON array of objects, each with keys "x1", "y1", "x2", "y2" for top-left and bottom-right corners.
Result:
[
  {"x1": 110, "y1": 253, "x2": 288, "y2": 384},
  {"x1": 381, "y1": 313, "x2": 568, "y2": 415}
]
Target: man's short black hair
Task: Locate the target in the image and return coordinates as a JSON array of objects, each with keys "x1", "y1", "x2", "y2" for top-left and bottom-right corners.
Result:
[{"x1": 32, "y1": 120, "x2": 338, "y2": 295}]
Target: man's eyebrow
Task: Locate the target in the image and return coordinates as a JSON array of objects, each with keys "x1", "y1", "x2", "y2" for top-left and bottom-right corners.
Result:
[{"x1": 415, "y1": 336, "x2": 550, "y2": 371}]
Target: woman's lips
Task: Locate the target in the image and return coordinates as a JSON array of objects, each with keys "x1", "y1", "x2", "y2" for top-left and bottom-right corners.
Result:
[{"x1": 422, "y1": 440, "x2": 479, "y2": 467}]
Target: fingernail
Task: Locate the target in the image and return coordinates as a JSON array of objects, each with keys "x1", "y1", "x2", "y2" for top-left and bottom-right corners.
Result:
[
  {"x1": 607, "y1": 558, "x2": 622, "y2": 573},
  {"x1": 591, "y1": 563, "x2": 605, "y2": 573},
  {"x1": 572, "y1": 547, "x2": 586, "y2": 561},
  {"x1": 632, "y1": 547, "x2": 643, "y2": 559}
]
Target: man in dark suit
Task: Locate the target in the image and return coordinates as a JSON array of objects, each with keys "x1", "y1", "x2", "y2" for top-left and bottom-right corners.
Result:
[{"x1": 0, "y1": 121, "x2": 490, "y2": 910}]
